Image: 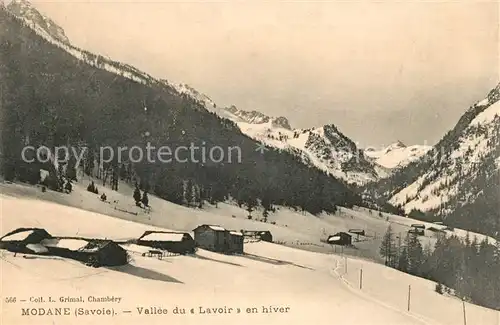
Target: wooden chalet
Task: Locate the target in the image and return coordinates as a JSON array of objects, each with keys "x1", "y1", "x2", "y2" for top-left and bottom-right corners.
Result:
[
  {"x1": 0, "y1": 228, "x2": 128, "y2": 267},
  {"x1": 136, "y1": 231, "x2": 195, "y2": 254},
  {"x1": 41, "y1": 238, "x2": 128, "y2": 267},
  {"x1": 408, "y1": 228, "x2": 425, "y2": 236},
  {"x1": 327, "y1": 232, "x2": 352, "y2": 246},
  {"x1": 241, "y1": 230, "x2": 273, "y2": 242},
  {"x1": 192, "y1": 225, "x2": 245, "y2": 254},
  {"x1": 193, "y1": 225, "x2": 229, "y2": 253}
]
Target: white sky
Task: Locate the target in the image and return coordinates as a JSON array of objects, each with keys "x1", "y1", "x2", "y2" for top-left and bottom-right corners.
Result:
[{"x1": 30, "y1": 0, "x2": 499, "y2": 146}]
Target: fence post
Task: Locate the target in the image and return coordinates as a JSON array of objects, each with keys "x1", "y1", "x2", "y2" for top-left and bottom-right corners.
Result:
[
  {"x1": 462, "y1": 299, "x2": 467, "y2": 325},
  {"x1": 359, "y1": 268, "x2": 363, "y2": 289},
  {"x1": 407, "y1": 285, "x2": 411, "y2": 311},
  {"x1": 344, "y1": 256, "x2": 347, "y2": 274}
]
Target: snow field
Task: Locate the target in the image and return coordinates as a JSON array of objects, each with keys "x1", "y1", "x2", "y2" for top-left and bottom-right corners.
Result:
[{"x1": 1, "y1": 182, "x2": 499, "y2": 325}]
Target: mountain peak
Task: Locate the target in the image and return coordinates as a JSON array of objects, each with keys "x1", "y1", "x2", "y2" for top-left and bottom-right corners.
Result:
[
  {"x1": 487, "y1": 82, "x2": 500, "y2": 104},
  {"x1": 386, "y1": 140, "x2": 406, "y2": 152},
  {"x1": 271, "y1": 116, "x2": 291, "y2": 130},
  {"x1": 7, "y1": 0, "x2": 70, "y2": 45},
  {"x1": 219, "y1": 105, "x2": 292, "y2": 129}
]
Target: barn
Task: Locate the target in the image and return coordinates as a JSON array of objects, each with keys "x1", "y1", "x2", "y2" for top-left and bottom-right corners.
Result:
[
  {"x1": 78, "y1": 240, "x2": 128, "y2": 267},
  {"x1": 327, "y1": 232, "x2": 352, "y2": 246},
  {"x1": 193, "y1": 225, "x2": 229, "y2": 253},
  {"x1": 41, "y1": 238, "x2": 128, "y2": 267},
  {"x1": 0, "y1": 228, "x2": 53, "y2": 254},
  {"x1": 408, "y1": 228, "x2": 425, "y2": 236},
  {"x1": 136, "y1": 231, "x2": 195, "y2": 254},
  {"x1": 257, "y1": 231, "x2": 273, "y2": 242},
  {"x1": 241, "y1": 230, "x2": 273, "y2": 242},
  {"x1": 227, "y1": 231, "x2": 244, "y2": 254},
  {"x1": 349, "y1": 229, "x2": 365, "y2": 236}
]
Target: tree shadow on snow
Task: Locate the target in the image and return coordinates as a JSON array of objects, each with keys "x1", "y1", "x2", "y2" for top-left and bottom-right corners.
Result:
[
  {"x1": 106, "y1": 264, "x2": 183, "y2": 284},
  {"x1": 188, "y1": 254, "x2": 243, "y2": 267},
  {"x1": 239, "y1": 253, "x2": 314, "y2": 270}
]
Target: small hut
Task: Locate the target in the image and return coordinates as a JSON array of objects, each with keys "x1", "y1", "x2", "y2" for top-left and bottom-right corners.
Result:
[
  {"x1": 408, "y1": 228, "x2": 425, "y2": 236},
  {"x1": 79, "y1": 240, "x2": 129, "y2": 267},
  {"x1": 241, "y1": 230, "x2": 273, "y2": 243},
  {"x1": 348, "y1": 229, "x2": 365, "y2": 236},
  {"x1": 136, "y1": 231, "x2": 195, "y2": 254},
  {"x1": 327, "y1": 232, "x2": 352, "y2": 246},
  {"x1": 257, "y1": 231, "x2": 273, "y2": 242},
  {"x1": 348, "y1": 229, "x2": 365, "y2": 241},
  {"x1": 42, "y1": 238, "x2": 128, "y2": 267}
]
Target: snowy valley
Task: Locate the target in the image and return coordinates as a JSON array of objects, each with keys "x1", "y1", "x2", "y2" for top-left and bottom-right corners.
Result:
[
  {"x1": 1, "y1": 0, "x2": 500, "y2": 322},
  {"x1": 1, "y1": 180, "x2": 500, "y2": 325}
]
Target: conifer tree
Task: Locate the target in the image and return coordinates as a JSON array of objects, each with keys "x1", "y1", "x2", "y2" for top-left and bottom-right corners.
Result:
[
  {"x1": 133, "y1": 185, "x2": 141, "y2": 206},
  {"x1": 406, "y1": 232, "x2": 424, "y2": 275},
  {"x1": 141, "y1": 191, "x2": 149, "y2": 207},
  {"x1": 380, "y1": 225, "x2": 397, "y2": 266},
  {"x1": 398, "y1": 247, "x2": 409, "y2": 272}
]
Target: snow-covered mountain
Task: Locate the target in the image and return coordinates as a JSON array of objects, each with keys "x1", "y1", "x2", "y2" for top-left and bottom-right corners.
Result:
[
  {"x1": 367, "y1": 83, "x2": 500, "y2": 236},
  {"x1": 7, "y1": 0, "x2": 70, "y2": 44},
  {"x1": 216, "y1": 104, "x2": 432, "y2": 184},
  {"x1": 218, "y1": 107, "x2": 380, "y2": 185},
  {"x1": 4, "y1": 0, "x2": 224, "y2": 111},
  {"x1": 5, "y1": 0, "x2": 428, "y2": 187},
  {"x1": 172, "y1": 88, "x2": 428, "y2": 185},
  {"x1": 364, "y1": 141, "x2": 431, "y2": 170}
]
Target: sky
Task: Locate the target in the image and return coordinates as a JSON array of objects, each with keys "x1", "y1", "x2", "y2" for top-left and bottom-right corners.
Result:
[{"x1": 28, "y1": 0, "x2": 500, "y2": 147}]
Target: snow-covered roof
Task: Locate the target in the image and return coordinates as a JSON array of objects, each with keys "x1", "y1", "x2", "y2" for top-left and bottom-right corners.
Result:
[
  {"x1": 1, "y1": 230, "x2": 35, "y2": 241},
  {"x1": 201, "y1": 225, "x2": 226, "y2": 231},
  {"x1": 230, "y1": 231, "x2": 243, "y2": 236},
  {"x1": 328, "y1": 236, "x2": 341, "y2": 242},
  {"x1": 120, "y1": 244, "x2": 152, "y2": 254},
  {"x1": 41, "y1": 238, "x2": 88, "y2": 250},
  {"x1": 140, "y1": 232, "x2": 185, "y2": 242}
]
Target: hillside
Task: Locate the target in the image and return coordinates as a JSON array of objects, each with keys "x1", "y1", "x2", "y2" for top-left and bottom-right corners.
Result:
[
  {"x1": 2, "y1": 186, "x2": 500, "y2": 325},
  {"x1": 365, "y1": 83, "x2": 500, "y2": 236},
  {"x1": 1, "y1": 177, "x2": 495, "y2": 267},
  {"x1": 0, "y1": 5, "x2": 361, "y2": 216}
]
